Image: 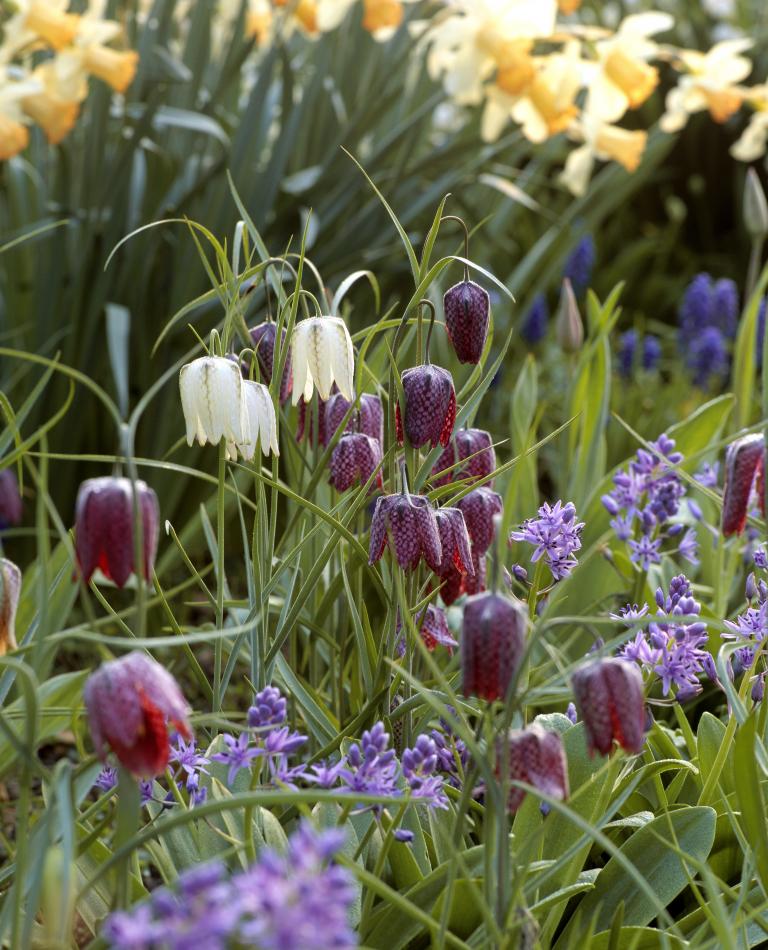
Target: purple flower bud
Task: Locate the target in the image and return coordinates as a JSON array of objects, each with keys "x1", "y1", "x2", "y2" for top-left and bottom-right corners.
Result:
[
  {"x1": 499, "y1": 723, "x2": 569, "y2": 812},
  {"x1": 461, "y1": 592, "x2": 527, "y2": 702},
  {"x1": 746, "y1": 572, "x2": 758, "y2": 600},
  {"x1": 329, "y1": 434, "x2": 383, "y2": 494},
  {"x1": 431, "y1": 428, "x2": 496, "y2": 487},
  {"x1": 752, "y1": 674, "x2": 765, "y2": 704},
  {"x1": 572, "y1": 658, "x2": 646, "y2": 757},
  {"x1": 512, "y1": 564, "x2": 529, "y2": 583},
  {"x1": 325, "y1": 393, "x2": 384, "y2": 444},
  {"x1": 396, "y1": 365, "x2": 456, "y2": 449},
  {"x1": 601, "y1": 493, "x2": 620, "y2": 516},
  {"x1": 249, "y1": 322, "x2": 292, "y2": 404},
  {"x1": 0, "y1": 469, "x2": 22, "y2": 528},
  {"x1": 722, "y1": 434, "x2": 765, "y2": 536},
  {"x1": 369, "y1": 493, "x2": 442, "y2": 572},
  {"x1": 84, "y1": 652, "x2": 192, "y2": 777},
  {"x1": 394, "y1": 829, "x2": 414, "y2": 843},
  {"x1": 75, "y1": 477, "x2": 159, "y2": 587},
  {"x1": 566, "y1": 702, "x2": 578, "y2": 724},
  {"x1": 456, "y1": 487, "x2": 503, "y2": 555},
  {"x1": 443, "y1": 279, "x2": 490, "y2": 364}
]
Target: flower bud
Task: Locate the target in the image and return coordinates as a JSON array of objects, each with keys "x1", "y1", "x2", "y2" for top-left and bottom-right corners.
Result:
[
  {"x1": 722, "y1": 433, "x2": 765, "y2": 536},
  {"x1": 399, "y1": 604, "x2": 457, "y2": 652},
  {"x1": 498, "y1": 723, "x2": 569, "y2": 813},
  {"x1": 456, "y1": 486, "x2": 503, "y2": 555},
  {"x1": 572, "y1": 657, "x2": 646, "y2": 757},
  {"x1": 84, "y1": 651, "x2": 192, "y2": 777},
  {"x1": 555, "y1": 278, "x2": 584, "y2": 353},
  {"x1": 395, "y1": 364, "x2": 456, "y2": 450},
  {"x1": 0, "y1": 558, "x2": 21, "y2": 655},
  {"x1": 0, "y1": 469, "x2": 22, "y2": 528},
  {"x1": 249, "y1": 321, "x2": 292, "y2": 404},
  {"x1": 461, "y1": 591, "x2": 527, "y2": 702},
  {"x1": 744, "y1": 168, "x2": 768, "y2": 240},
  {"x1": 75, "y1": 477, "x2": 160, "y2": 588},
  {"x1": 431, "y1": 428, "x2": 495, "y2": 487},
  {"x1": 329, "y1": 433, "x2": 383, "y2": 493},
  {"x1": 369, "y1": 492, "x2": 442, "y2": 572},
  {"x1": 443, "y1": 279, "x2": 490, "y2": 364}
]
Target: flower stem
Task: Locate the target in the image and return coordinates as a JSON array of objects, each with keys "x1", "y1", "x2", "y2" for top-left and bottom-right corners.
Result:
[
  {"x1": 214, "y1": 438, "x2": 227, "y2": 713},
  {"x1": 113, "y1": 766, "x2": 140, "y2": 910}
]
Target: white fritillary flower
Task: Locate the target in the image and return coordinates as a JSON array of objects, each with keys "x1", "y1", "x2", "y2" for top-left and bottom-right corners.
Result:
[
  {"x1": 179, "y1": 356, "x2": 250, "y2": 450},
  {"x1": 229, "y1": 380, "x2": 280, "y2": 460},
  {"x1": 291, "y1": 316, "x2": 355, "y2": 404}
]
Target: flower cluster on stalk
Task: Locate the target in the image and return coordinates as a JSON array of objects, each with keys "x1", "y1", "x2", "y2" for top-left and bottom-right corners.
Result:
[
  {"x1": 723, "y1": 550, "x2": 768, "y2": 679},
  {"x1": 602, "y1": 433, "x2": 698, "y2": 571},
  {"x1": 509, "y1": 500, "x2": 584, "y2": 581}
]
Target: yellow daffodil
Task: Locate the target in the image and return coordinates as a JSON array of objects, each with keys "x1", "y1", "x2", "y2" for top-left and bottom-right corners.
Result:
[
  {"x1": 482, "y1": 41, "x2": 581, "y2": 143},
  {"x1": 246, "y1": 0, "x2": 274, "y2": 44},
  {"x1": 660, "y1": 38, "x2": 752, "y2": 133},
  {"x1": 413, "y1": 0, "x2": 557, "y2": 106},
  {"x1": 585, "y1": 12, "x2": 673, "y2": 123},
  {"x1": 274, "y1": 0, "x2": 319, "y2": 35},
  {"x1": 4, "y1": 0, "x2": 80, "y2": 53},
  {"x1": 557, "y1": 0, "x2": 582, "y2": 13},
  {"x1": 0, "y1": 75, "x2": 40, "y2": 160},
  {"x1": 21, "y1": 63, "x2": 79, "y2": 144},
  {"x1": 731, "y1": 85, "x2": 768, "y2": 162},
  {"x1": 560, "y1": 114, "x2": 647, "y2": 195}
]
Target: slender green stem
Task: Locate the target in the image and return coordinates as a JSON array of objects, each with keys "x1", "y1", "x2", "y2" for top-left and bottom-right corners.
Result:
[
  {"x1": 10, "y1": 761, "x2": 31, "y2": 946},
  {"x1": 214, "y1": 438, "x2": 227, "y2": 713},
  {"x1": 113, "y1": 766, "x2": 140, "y2": 910},
  {"x1": 747, "y1": 235, "x2": 765, "y2": 301}
]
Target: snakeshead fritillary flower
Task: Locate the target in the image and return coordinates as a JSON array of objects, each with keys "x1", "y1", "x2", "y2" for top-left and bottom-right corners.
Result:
[
  {"x1": 461, "y1": 591, "x2": 527, "y2": 702},
  {"x1": 0, "y1": 469, "x2": 22, "y2": 528},
  {"x1": 456, "y1": 486, "x2": 503, "y2": 555},
  {"x1": 179, "y1": 356, "x2": 249, "y2": 449},
  {"x1": 499, "y1": 723, "x2": 569, "y2": 813},
  {"x1": 444, "y1": 279, "x2": 490, "y2": 364},
  {"x1": 297, "y1": 392, "x2": 331, "y2": 446},
  {"x1": 84, "y1": 652, "x2": 191, "y2": 777},
  {"x1": 325, "y1": 392, "x2": 384, "y2": 445},
  {"x1": 572, "y1": 657, "x2": 646, "y2": 757},
  {"x1": 399, "y1": 604, "x2": 457, "y2": 652},
  {"x1": 395, "y1": 365, "x2": 456, "y2": 449},
  {"x1": 75, "y1": 477, "x2": 159, "y2": 588},
  {"x1": 329, "y1": 434, "x2": 383, "y2": 493},
  {"x1": 249, "y1": 322, "x2": 292, "y2": 404},
  {"x1": 229, "y1": 380, "x2": 279, "y2": 460},
  {"x1": 434, "y1": 507, "x2": 474, "y2": 605},
  {"x1": 0, "y1": 559, "x2": 21, "y2": 655},
  {"x1": 369, "y1": 493, "x2": 442, "y2": 572},
  {"x1": 291, "y1": 316, "x2": 355, "y2": 404},
  {"x1": 722, "y1": 434, "x2": 765, "y2": 536},
  {"x1": 432, "y1": 428, "x2": 495, "y2": 487}
]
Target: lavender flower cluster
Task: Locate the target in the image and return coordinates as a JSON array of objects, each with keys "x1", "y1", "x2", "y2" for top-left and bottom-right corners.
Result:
[
  {"x1": 617, "y1": 329, "x2": 661, "y2": 378},
  {"x1": 724, "y1": 548, "x2": 768, "y2": 679},
  {"x1": 509, "y1": 500, "x2": 584, "y2": 581},
  {"x1": 615, "y1": 575, "x2": 711, "y2": 699},
  {"x1": 602, "y1": 433, "x2": 697, "y2": 571},
  {"x1": 104, "y1": 822, "x2": 356, "y2": 950},
  {"x1": 678, "y1": 273, "x2": 739, "y2": 388}
]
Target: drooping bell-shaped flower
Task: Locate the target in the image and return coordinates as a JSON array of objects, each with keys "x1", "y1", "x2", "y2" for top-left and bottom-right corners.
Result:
[
  {"x1": 444, "y1": 279, "x2": 490, "y2": 364},
  {"x1": 84, "y1": 651, "x2": 192, "y2": 777},
  {"x1": 572, "y1": 657, "x2": 646, "y2": 757},
  {"x1": 291, "y1": 316, "x2": 355, "y2": 404},
  {"x1": 396, "y1": 365, "x2": 456, "y2": 450},
  {"x1": 462, "y1": 552, "x2": 487, "y2": 595},
  {"x1": 325, "y1": 392, "x2": 384, "y2": 445},
  {"x1": 461, "y1": 591, "x2": 527, "y2": 702},
  {"x1": 228, "y1": 380, "x2": 279, "y2": 460},
  {"x1": 722, "y1": 433, "x2": 765, "y2": 536},
  {"x1": 369, "y1": 492, "x2": 442, "y2": 573},
  {"x1": 0, "y1": 469, "x2": 23, "y2": 528},
  {"x1": 296, "y1": 392, "x2": 332, "y2": 446},
  {"x1": 499, "y1": 723, "x2": 569, "y2": 813},
  {"x1": 456, "y1": 486, "x2": 503, "y2": 555},
  {"x1": 434, "y1": 508, "x2": 474, "y2": 605},
  {"x1": 75, "y1": 477, "x2": 160, "y2": 588},
  {"x1": 249, "y1": 321, "x2": 292, "y2": 404},
  {"x1": 329, "y1": 434, "x2": 383, "y2": 493},
  {"x1": 399, "y1": 604, "x2": 457, "y2": 653},
  {"x1": 0, "y1": 558, "x2": 21, "y2": 655},
  {"x1": 179, "y1": 356, "x2": 249, "y2": 449},
  {"x1": 432, "y1": 428, "x2": 496, "y2": 487}
]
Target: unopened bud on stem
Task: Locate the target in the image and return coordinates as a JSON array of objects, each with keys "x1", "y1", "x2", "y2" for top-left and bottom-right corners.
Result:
[
  {"x1": 555, "y1": 278, "x2": 584, "y2": 353},
  {"x1": 744, "y1": 168, "x2": 768, "y2": 240}
]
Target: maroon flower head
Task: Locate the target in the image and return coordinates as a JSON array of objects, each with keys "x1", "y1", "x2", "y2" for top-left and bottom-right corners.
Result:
[
  {"x1": 461, "y1": 591, "x2": 527, "y2": 702},
  {"x1": 0, "y1": 469, "x2": 22, "y2": 528},
  {"x1": 75, "y1": 477, "x2": 159, "y2": 588},
  {"x1": 572, "y1": 657, "x2": 646, "y2": 757},
  {"x1": 296, "y1": 390, "x2": 333, "y2": 446},
  {"x1": 444, "y1": 279, "x2": 490, "y2": 364},
  {"x1": 499, "y1": 723, "x2": 569, "y2": 813},
  {"x1": 462, "y1": 551, "x2": 487, "y2": 595},
  {"x1": 395, "y1": 365, "x2": 456, "y2": 450},
  {"x1": 399, "y1": 604, "x2": 457, "y2": 653},
  {"x1": 432, "y1": 428, "x2": 496, "y2": 487},
  {"x1": 329, "y1": 433, "x2": 383, "y2": 494},
  {"x1": 369, "y1": 492, "x2": 442, "y2": 572},
  {"x1": 456, "y1": 486, "x2": 503, "y2": 555},
  {"x1": 84, "y1": 651, "x2": 191, "y2": 777},
  {"x1": 249, "y1": 321, "x2": 292, "y2": 404},
  {"x1": 325, "y1": 392, "x2": 384, "y2": 445},
  {"x1": 722, "y1": 433, "x2": 765, "y2": 536},
  {"x1": 434, "y1": 507, "x2": 474, "y2": 605}
]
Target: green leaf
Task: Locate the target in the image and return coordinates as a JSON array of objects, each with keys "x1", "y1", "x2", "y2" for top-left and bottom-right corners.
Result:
[{"x1": 734, "y1": 714, "x2": 768, "y2": 898}]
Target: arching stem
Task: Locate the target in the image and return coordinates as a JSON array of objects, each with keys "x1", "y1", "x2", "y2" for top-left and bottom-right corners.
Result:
[
  {"x1": 419, "y1": 298, "x2": 437, "y2": 365},
  {"x1": 441, "y1": 214, "x2": 470, "y2": 283}
]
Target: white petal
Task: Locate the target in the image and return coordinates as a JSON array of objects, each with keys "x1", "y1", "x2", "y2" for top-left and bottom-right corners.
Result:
[
  {"x1": 560, "y1": 144, "x2": 595, "y2": 197},
  {"x1": 586, "y1": 74, "x2": 629, "y2": 124},
  {"x1": 291, "y1": 321, "x2": 311, "y2": 406},
  {"x1": 179, "y1": 363, "x2": 198, "y2": 446},
  {"x1": 618, "y1": 12, "x2": 674, "y2": 38},
  {"x1": 327, "y1": 317, "x2": 355, "y2": 401}
]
